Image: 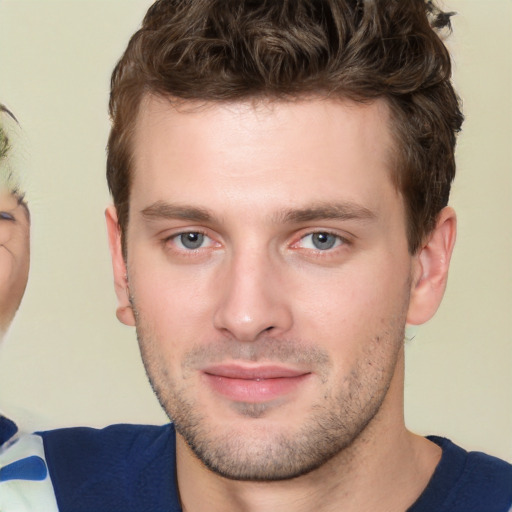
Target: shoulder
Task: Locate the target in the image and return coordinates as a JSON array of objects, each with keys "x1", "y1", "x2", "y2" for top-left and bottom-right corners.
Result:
[
  {"x1": 40, "y1": 422, "x2": 174, "y2": 460},
  {"x1": 465, "y1": 446, "x2": 512, "y2": 483},
  {"x1": 0, "y1": 430, "x2": 59, "y2": 511},
  {"x1": 39, "y1": 423, "x2": 181, "y2": 512},
  {"x1": 413, "y1": 436, "x2": 512, "y2": 512},
  {"x1": 455, "y1": 445, "x2": 512, "y2": 511}
]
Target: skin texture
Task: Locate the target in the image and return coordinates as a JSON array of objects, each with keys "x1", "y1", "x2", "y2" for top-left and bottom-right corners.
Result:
[
  {"x1": 0, "y1": 188, "x2": 30, "y2": 337},
  {"x1": 107, "y1": 96, "x2": 456, "y2": 511}
]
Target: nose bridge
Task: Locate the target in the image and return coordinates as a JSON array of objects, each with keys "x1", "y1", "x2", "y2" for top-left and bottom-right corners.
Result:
[{"x1": 213, "y1": 242, "x2": 292, "y2": 341}]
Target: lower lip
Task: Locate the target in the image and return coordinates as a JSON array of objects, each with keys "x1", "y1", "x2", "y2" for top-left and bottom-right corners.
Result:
[{"x1": 203, "y1": 373, "x2": 310, "y2": 402}]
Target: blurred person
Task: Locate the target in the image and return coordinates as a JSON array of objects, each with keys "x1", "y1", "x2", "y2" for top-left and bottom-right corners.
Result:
[
  {"x1": 0, "y1": 104, "x2": 58, "y2": 511},
  {"x1": 0, "y1": 105, "x2": 29, "y2": 339}
]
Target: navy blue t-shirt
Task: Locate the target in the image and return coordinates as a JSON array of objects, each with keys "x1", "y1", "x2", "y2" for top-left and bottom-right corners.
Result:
[
  {"x1": 408, "y1": 436, "x2": 512, "y2": 512},
  {"x1": 40, "y1": 424, "x2": 512, "y2": 512}
]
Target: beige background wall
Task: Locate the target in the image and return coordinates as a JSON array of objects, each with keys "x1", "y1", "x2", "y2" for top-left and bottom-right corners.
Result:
[{"x1": 0, "y1": 0, "x2": 510, "y2": 461}]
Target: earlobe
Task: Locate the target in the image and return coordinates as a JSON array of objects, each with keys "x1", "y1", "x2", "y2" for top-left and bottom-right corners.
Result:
[
  {"x1": 407, "y1": 207, "x2": 457, "y2": 326},
  {"x1": 105, "y1": 205, "x2": 136, "y2": 327}
]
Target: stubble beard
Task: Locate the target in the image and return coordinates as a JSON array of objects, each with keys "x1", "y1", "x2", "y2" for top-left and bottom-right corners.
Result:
[{"x1": 133, "y1": 311, "x2": 406, "y2": 482}]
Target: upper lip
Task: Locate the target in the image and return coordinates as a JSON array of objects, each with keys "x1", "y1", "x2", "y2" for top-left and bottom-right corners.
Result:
[{"x1": 202, "y1": 364, "x2": 310, "y2": 380}]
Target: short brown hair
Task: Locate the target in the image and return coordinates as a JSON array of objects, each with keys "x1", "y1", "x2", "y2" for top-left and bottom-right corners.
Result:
[{"x1": 107, "y1": 0, "x2": 463, "y2": 253}]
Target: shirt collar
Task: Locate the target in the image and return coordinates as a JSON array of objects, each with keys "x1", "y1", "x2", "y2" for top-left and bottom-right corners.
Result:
[{"x1": 0, "y1": 415, "x2": 18, "y2": 445}]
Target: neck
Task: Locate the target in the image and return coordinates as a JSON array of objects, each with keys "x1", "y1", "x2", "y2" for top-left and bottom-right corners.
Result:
[{"x1": 176, "y1": 354, "x2": 441, "y2": 512}]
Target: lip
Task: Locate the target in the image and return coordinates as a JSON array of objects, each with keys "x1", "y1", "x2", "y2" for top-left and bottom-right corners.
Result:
[{"x1": 202, "y1": 364, "x2": 311, "y2": 403}]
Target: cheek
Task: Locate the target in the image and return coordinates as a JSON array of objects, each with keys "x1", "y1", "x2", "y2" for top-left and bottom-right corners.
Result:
[
  {"x1": 299, "y1": 262, "x2": 405, "y2": 311},
  {"x1": 130, "y1": 261, "x2": 216, "y2": 342},
  {"x1": 291, "y1": 256, "x2": 411, "y2": 346},
  {"x1": 0, "y1": 251, "x2": 26, "y2": 303}
]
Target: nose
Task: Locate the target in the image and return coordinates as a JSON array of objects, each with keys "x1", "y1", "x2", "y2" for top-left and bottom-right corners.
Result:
[{"x1": 213, "y1": 250, "x2": 293, "y2": 342}]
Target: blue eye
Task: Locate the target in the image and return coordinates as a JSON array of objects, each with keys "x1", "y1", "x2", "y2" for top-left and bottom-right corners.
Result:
[
  {"x1": 299, "y1": 232, "x2": 342, "y2": 251},
  {"x1": 0, "y1": 211, "x2": 15, "y2": 221},
  {"x1": 311, "y1": 233, "x2": 338, "y2": 250},
  {"x1": 177, "y1": 232, "x2": 206, "y2": 250},
  {"x1": 166, "y1": 231, "x2": 219, "y2": 255}
]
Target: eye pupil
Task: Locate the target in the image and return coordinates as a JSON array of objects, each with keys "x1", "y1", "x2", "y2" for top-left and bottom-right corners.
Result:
[
  {"x1": 180, "y1": 232, "x2": 204, "y2": 249},
  {"x1": 312, "y1": 232, "x2": 336, "y2": 250}
]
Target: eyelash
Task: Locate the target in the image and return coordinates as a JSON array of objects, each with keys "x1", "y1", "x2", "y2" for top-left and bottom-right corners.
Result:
[{"x1": 0, "y1": 212, "x2": 15, "y2": 221}]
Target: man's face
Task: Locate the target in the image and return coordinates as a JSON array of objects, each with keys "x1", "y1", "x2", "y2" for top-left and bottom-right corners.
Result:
[
  {"x1": 113, "y1": 96, "x2": 423, "y2": 480},
  {"x1": 0, "y1": 188, "x2": 30, "y2": 336}
]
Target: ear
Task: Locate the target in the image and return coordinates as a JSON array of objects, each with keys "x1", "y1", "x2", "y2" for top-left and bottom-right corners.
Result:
[
  {"x1": 407, "y1": 207, "x2": 457, "y2": 325},
  {"x1": 105, "y1": 205, "x2": 136, "y2": 326}
]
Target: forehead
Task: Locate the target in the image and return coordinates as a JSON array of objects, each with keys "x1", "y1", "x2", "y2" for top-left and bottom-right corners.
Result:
[
  {"x1": 1, "y1": 112, "x2": 24, "y2": 198},
  {"x1": 129, "y1": 96, "x2": 397, "y2": 215}
]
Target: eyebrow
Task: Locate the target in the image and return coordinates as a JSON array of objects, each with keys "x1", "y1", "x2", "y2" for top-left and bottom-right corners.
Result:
[
  {"x1": 0, "y1": 190, "x2": 31, "y2": 223},
  {"x1": 140, "y1": 200, "x2": 376, "y2": 226},
  {"x1": 276, "y1": 202, "x2": 377, "y2": 224},
  {"x1": 141, "y1": 201, "x2": 212, "y2": 222}
]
